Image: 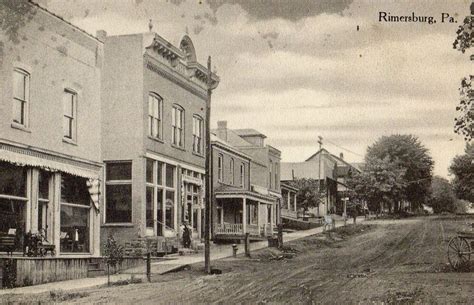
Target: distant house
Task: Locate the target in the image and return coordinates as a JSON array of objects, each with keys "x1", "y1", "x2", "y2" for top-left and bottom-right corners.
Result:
[
  {"x1": 212, "y1": 121, "x2": 281, "y2": 241},
  {"x1": 281, "y1": 149, "x2": 361, "y2": 217}
]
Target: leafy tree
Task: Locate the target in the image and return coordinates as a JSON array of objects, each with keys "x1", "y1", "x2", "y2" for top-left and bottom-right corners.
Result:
[
  {"x1": 449, "y1": 143, "x2": 474, "y2": 202},
  {"x1": 428, "y1": 176, "x2": 456, "y2": 213},
  {"x1": 0, "y1": 0, "x2": 37, "y2": 44},
  {"x1": 346, "y1": 156, "x2": 406, "y2": 214},
  {"x1": 287, "y1": 178, "x2": 326, "y2": 216},
  {"x1": 453, "y1": 3, "x2": 473, "y2": 141},
  {"x1": 103, "y1": 234, "x2": 124, "y2": 286},
  {"x1": 366, "y1": 134, "x2": 434, "y2": 210},
  {"x1": 454, "y1": 76, "x2": 473, "y2": 142}
]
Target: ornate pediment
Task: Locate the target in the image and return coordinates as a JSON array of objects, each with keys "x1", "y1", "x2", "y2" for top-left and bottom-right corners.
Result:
[{"x1": 144, "y1": 33, "x2": 219, "y2": 92}]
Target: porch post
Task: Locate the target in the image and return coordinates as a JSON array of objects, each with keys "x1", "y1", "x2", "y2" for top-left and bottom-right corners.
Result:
[
  {"x1": 220, "y1": 205, "x2": 224, "y2": 224},
  {"x1": 257, "y1": 202, "x2": 261, "y2": 235},
  {"x1": 294, "y1": 193, "x2": 297, "y2": 212},
  {"x1": 242, "y1": 197, "x2": 247, "y2": 234},
  {"x1": 53, "y1": 172, "x2": 61, "y2": 256},
  {"x1": 287, "y1": 191, "x2": 291, "y2": 210},
  {"x1": 30, "y1": 168, "x2": 39, "y2": 233},
  {"x1": 270, "y1": 203, "x2": 274, "y2": 233}
]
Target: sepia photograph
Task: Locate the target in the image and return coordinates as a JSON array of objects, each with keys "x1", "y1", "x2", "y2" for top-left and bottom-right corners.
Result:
[{"x1": 0, "y1": 0, "x2": 473, "y2": 304}]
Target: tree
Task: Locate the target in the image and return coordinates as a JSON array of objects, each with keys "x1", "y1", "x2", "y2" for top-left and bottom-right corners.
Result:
[
  {"x1": 453, "y1": 3, "x2": 474, "y2": 141},
  {"x1": 366, "y1": 134, "x2": 434, "y2": 210},
  {"x1": 346, "y1": 156, "x2": 406, "y2": 214},
  {"x1": 454, "y1": 76, "x2": 473, "y2": 141},
  {"x1": 103, "y1": 234, "x2": 124, "y2": 286},
  {"x1": 287, "y1": 178, "x2": 326, "y2": 216},
  {"x1": 428, "y1": 176, "x2": 456, "y2": 213},
  {"x1": 0, "y1": 0, "x2": 37, "y2": 44},
  {"x1": 449, "y1": 143, "x2": 474, "y2": 202}
]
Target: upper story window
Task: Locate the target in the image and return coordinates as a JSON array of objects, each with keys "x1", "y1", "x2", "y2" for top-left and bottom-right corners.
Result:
[
  {"x1": 217, "y1": 154, "x2": 223, "y2": 182},
  {"x1": 172, "y1": 105, "x2": 184, "y2": 148},
  {"x1": 192, "y1": 115, "x2": 203, "y2": 154},
  {"x1": 269, "y1": 160, "x2": 273, "y2": 189},
  {"x1": 12, "y1": 68, "x2": 30, "y2": 126},
  {"x1": 148, "y1": 93, "x2": 162, "y2": 139},
  {"x1": 230, "y1": 158, "x2": 234, "y2": 185},
  {"x1": 274, "y1": 162, "x2": 279, "y2": 189},
  {"x1": 240, "y1": 164, "x2": 245, "y2": 187},
  {"x1": 63, "y1": 90, "x2": 77, "y2": 141}
]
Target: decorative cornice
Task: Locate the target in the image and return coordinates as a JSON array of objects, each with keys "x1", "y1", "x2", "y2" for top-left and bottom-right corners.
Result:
[{"x1": 145, "y1": 59, "x2": 208, "y2": 100}]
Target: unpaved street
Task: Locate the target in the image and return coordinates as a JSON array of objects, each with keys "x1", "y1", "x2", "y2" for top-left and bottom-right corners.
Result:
[{"x1": 2, "y1": 216, "x2": 474, "y2": 304}]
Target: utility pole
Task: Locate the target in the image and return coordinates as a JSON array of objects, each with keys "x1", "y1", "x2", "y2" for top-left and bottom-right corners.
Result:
[
  {"x1": 204, "y1": 56, "x2": 214, "y2": 274},
  {"x1": 317, "y1": 136, "x2": 323, "y2": 217}
]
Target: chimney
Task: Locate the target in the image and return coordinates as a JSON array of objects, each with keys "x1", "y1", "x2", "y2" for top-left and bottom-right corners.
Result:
[
  {"x1": 339, "y1": 152, "x2": 344, "y2": 159},
  {"x1": 217, "y1": 121, "x2": 227, "y2": 141},
  {"x1": 96, "y1": 30, "x2": 107, "y2": 42}
]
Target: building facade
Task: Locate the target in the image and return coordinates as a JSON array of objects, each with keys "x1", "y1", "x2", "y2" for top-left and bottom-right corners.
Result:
[
  {"x1": 281, "y1": 149, "x2": 361, "y2": 217},
  {"x1": 212, "y1": 121, "x2": 281, "y2": 239},
  {"x1": 100, "y1": 31, "x2": 218, "y2": 248},
  {"x1": 0, "y1": 1, "x2": 103, "y2": 256}
]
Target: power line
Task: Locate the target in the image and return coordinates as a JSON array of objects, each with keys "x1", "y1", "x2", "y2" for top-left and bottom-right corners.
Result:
[{"x1": 323, "y1": 138, "x2": 365, "y2": 158}]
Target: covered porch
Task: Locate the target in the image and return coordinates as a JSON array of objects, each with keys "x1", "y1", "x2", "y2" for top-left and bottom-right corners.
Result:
[
  {"x1": 213, "y1": 191, "x2": 276, "y2": 242},
  {"x1": 281, "y1": 182, "x2": 298, "y2": 220}
]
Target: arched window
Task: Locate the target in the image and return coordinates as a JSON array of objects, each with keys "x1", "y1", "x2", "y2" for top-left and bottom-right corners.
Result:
[
  {"x1": 172, "y1": 105, "x2": 184, "y2": 147},
  {"x1": 148, "y1": 93, "x2": 162, "y2": 139},
  {"x1": 192, "y1": 115, "x2": 203, "y2": 154}
]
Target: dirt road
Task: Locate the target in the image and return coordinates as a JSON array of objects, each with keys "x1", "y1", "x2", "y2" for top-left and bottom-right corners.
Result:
[{"x1": 2, "y1": 216, "x2": 473, "y2": 304}]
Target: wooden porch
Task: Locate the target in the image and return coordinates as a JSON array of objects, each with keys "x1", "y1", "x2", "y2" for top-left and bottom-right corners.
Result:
[
  {"x1": 214, "y1": 223, "x2": 273, "y2": 241},
  {"x1": 0, "y1": 256, "x2": 145, "y2": 288}
]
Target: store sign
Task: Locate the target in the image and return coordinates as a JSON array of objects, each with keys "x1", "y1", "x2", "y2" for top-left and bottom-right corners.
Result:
[{"x1": 183, "y1": 175, "x2": 202, "y2": 186}]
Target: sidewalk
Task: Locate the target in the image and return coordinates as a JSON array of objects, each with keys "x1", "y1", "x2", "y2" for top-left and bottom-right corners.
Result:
[{"x1": 0, "y1": 217, "x2": 365, "y2": 295}]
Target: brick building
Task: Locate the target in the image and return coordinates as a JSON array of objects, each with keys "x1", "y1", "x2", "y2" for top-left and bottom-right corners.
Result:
[{"x1": 99, "y1": 31, "x2": 218, "y2": 250}]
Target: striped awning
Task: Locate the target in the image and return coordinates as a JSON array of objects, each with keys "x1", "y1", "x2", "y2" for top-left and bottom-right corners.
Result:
[{"x1": 0, "y1": 145, "x2": 100, "y2": 179}]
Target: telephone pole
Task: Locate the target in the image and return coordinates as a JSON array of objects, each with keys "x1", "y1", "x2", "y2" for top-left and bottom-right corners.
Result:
[
  {"x1": 318, "y1": 136, "x2": 323, "y2": 216},
  {"x1": 204, "y1": 56, "x2": 215, "y2": 274}
]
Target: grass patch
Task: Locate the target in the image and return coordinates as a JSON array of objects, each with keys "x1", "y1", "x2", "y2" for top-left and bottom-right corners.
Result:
[
  {"x1": 49, "y1": 289, "x2": 89, "y2": 302},
  {"x1": 111, "y1": 276, "x2": 143, "y2": 286}
]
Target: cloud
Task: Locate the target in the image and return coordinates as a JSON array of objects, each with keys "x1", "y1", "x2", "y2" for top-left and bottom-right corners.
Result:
[
  {"x1": 207, "y1": 0, "x2": 353, "y2": 22},
  {"x1": 39, "y1": 0, "x2": 472, "y2": 178}
]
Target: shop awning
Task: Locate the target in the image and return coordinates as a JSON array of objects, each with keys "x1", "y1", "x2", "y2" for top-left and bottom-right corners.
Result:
[{"x1": 0, "y1": 147, "x2": 100, "y2": 179}]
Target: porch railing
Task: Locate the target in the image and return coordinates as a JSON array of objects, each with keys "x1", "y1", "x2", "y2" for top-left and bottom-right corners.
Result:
[
  {"x1": 215, "y1": 223, "x2": 243, "y2": 235},
  {"x1": 247, "y1": 224, "x2": 260, "y2": 236},
  {"x1": 281, "y1": 208, "x2": 298, "y2": 219}
]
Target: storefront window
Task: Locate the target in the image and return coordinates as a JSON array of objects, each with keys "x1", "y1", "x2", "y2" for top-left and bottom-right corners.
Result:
[
  {"x1": 60, "y1": 174, "x2": 90, "y2": 253},
  {"x1": 60, "y1": 205, "x2": 90, "y2": 253},
  {"x1": 0, "y1": 162, "x2": 27, "y2": 252},
  {"x1": 146, "y1": 187, "x2": 154, "y2": 229},
  {"x1": 0, "y1": 162, "x2": 27, "y2": 197},
  {"x1": 156, "y1": 189, "x2": 163, "y2": 236},
  {"x1": 146, "y1": 159, "x2": 154, "y2": 183},
  {"x1": 38, "y1": 171, "x2": 51, "y2": 238},
  {"x1": 157, "y1": 162, "x2": 163, "y2": 185},
  {"x1": 165, "y1": 191, "x2": 174, "y2": 229},
  {"x1": 165, "y1": 165, "x2": 175, "y2": 188}
]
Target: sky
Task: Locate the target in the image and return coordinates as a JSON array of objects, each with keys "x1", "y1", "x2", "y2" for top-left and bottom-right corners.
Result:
[{"x1": 40, "y1": 0, "x2": 473, "y2": 178}]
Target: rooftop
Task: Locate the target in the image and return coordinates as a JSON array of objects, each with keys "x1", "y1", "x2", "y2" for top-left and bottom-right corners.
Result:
[{"x1": 233, "y1": 129, "x2": 267, "y2": 138}]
